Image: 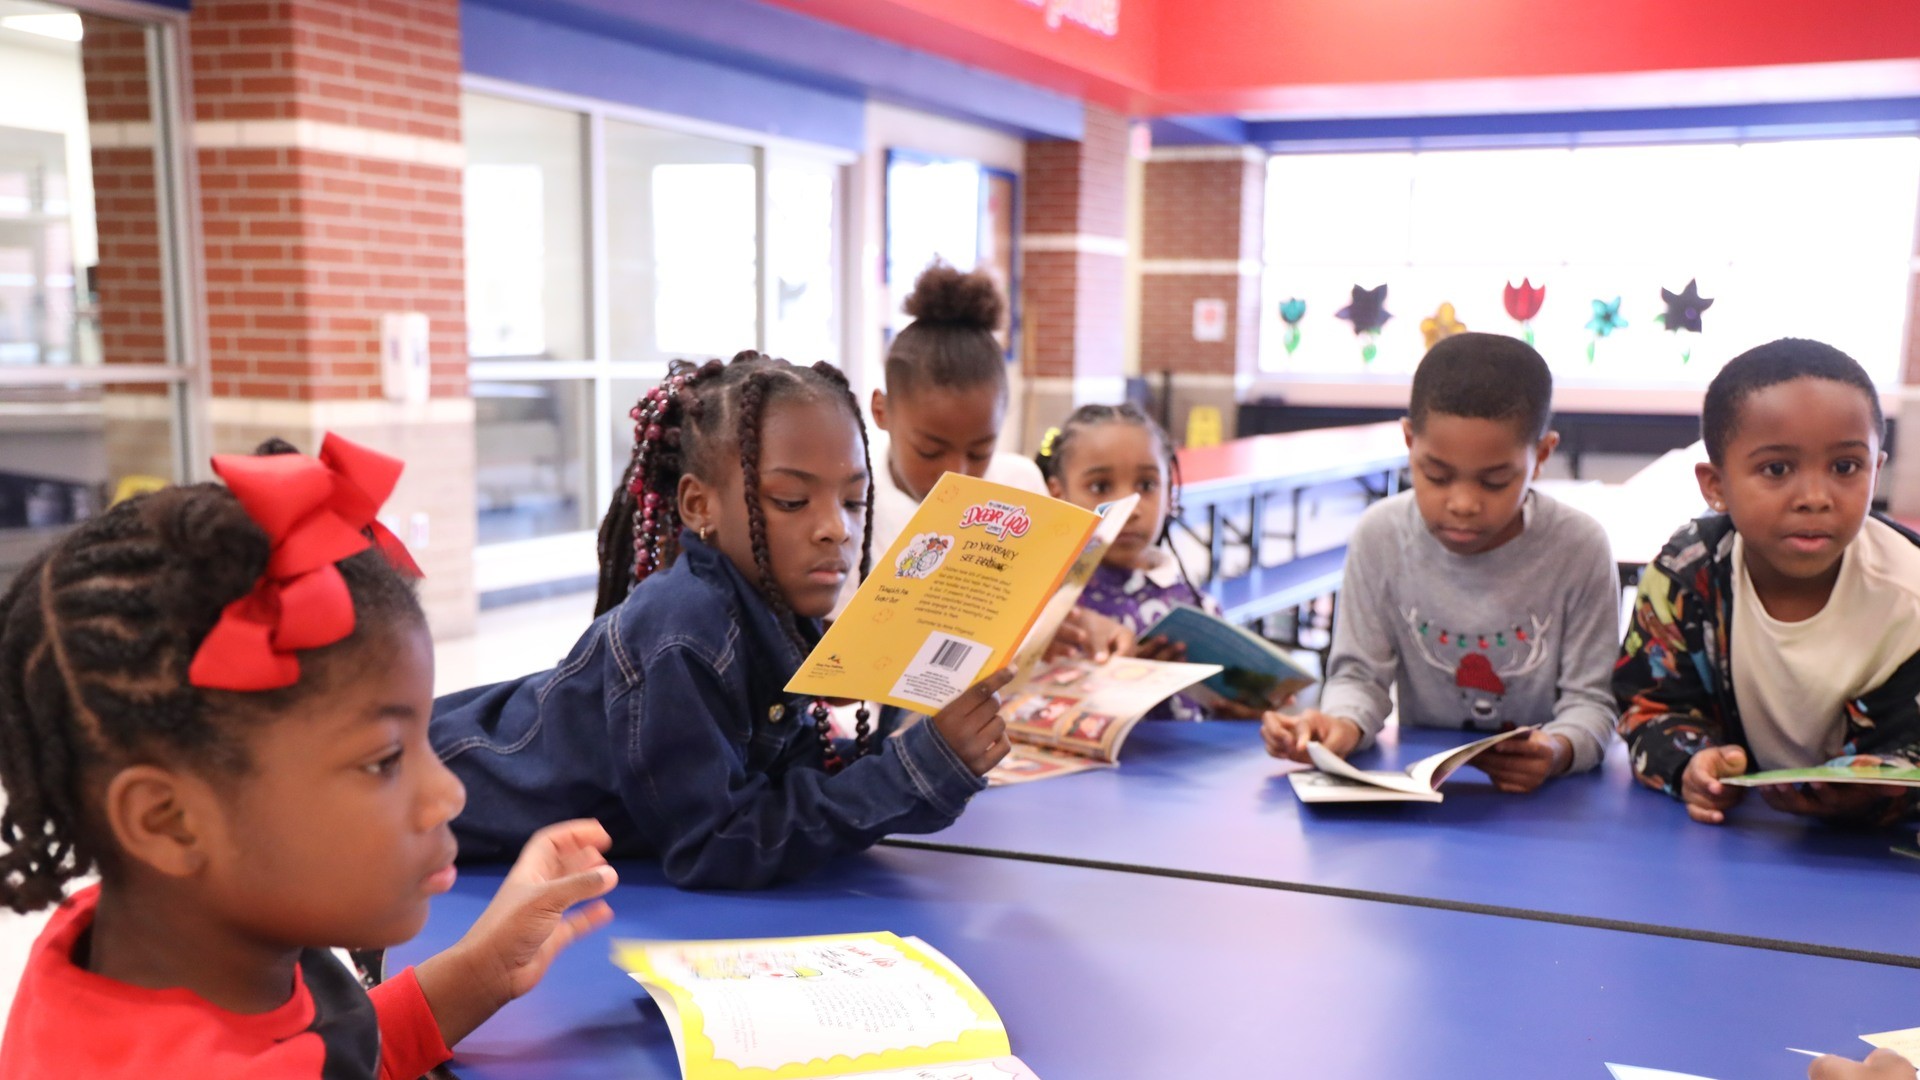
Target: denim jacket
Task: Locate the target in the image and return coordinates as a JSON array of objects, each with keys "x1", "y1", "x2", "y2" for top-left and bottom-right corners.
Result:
[{"x1": 431, "y1": 534, "x2": 986, "y2": 889}]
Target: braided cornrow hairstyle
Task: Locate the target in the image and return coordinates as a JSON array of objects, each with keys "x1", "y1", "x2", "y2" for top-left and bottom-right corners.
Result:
[
  {"x1": 0, "y1": 447, "x2": 423, "y2": 914},
  {"x1": 595, "y1": 351, "x2": 880, "y2": 763},
  {"x1": 1035, "y1": 402, "x2": 1203, "y2": 601}
]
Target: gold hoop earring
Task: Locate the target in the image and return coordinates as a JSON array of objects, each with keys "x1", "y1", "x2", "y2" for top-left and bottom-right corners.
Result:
[{"x1": 700, "y1": 526, "x2": 711, "y2": 542}]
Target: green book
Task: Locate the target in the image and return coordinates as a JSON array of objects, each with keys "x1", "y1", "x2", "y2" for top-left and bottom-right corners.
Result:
[
  {"x1": 1138, "y1": 604, "x2": 1317, "y2": 711},
  {"x1": 1721, "y1": 763, "x2": 1920, "y2": 788}
]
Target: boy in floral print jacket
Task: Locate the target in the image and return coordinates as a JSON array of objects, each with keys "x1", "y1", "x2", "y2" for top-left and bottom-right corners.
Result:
[
  {"x1": 1614, "y1": 513, "x2": 1920, "y2": 811},
  {"x1": 1614, "y1": 338, "x2": 1920, "y2": 826}
]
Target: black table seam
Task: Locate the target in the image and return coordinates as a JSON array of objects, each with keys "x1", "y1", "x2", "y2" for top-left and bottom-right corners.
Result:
[{"x1": 878, "y1": 837, "x2": 1920, "y2": 970}]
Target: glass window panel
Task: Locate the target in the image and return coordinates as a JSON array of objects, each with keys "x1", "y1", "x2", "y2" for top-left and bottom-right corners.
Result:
[
  {"x1": 885, "y1": 153, "x2": 986, "y2": 338},
  {"x1": 764, "y1": 155, "x2": 839, "y2": 364},
  {"x1": 1262, "y1": 138, "x2": 1920, "y2": 386},
  {"x1": 1, "y1": 5, "x2": 167, "y2": 370},
  {"x1": 462, "y1": 94, "x2": 588, "y2": 361},
  {"x1": 474, "y1": 379, "x2": 594, "y2": 544},
  {"x1": 604, "y1": 121, "x2": 758, "y2": 364},
  {"x1": 0, "y1": 380, "x2": 182, "y2": 587}
]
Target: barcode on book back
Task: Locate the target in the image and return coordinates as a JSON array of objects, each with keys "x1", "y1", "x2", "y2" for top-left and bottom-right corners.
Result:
[
  {"x1": 930, "y1": 638, "x2": 974, "y2": 671},
  {"x1": 889, "y1": 631, "x2": 992, "y2": 711}
]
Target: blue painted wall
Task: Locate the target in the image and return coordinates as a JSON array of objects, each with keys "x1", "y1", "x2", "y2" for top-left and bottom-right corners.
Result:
[{"x1": 463, "y1": 0, "x2": 1082, "y2": 145}]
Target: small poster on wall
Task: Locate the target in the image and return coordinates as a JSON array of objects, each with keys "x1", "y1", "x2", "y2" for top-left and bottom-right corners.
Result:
[{"x1": 1192, "y1": 298, "x2": 1228, "y2": 342}]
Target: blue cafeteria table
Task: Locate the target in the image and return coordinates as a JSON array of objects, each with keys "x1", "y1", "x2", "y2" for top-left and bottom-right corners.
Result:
[
  {"x1": 900, "y1": 721, "x2": 1920, "y2": 962},
  {"x1": 398, "y1": 845, "x2": 1919, "y2": 1080}
]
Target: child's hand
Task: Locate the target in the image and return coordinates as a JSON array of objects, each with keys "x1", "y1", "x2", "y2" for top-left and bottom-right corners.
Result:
[
  {"x1": 1680, "y1": 744, "x2": 1749, "y2": 824},
  {"x1": 1132, "y1": 635, "x2": 1188, "y2": 663},
  {"x1": 1760, "y1": 781, "x2": 1908, "y2": 822},
  {"x1": 933, "y1": 668, "x2": 1015, "y2": 776},
  {"x1": 418, "y1": 819, "x2": 618, "y2": 1046},
  {"x1": 1471, "y1": 730, "x2": 1573, "y2": 794},
  {"x1": 1046, "y1": 609, "x2": 1134, "y2": 662},
  {"x1": 1810, "y1": 1049, "x2": 1917, "y2": 1079},
  {"x1": 1261, "y1": 708, "x2": 1360, "y2": 763}
]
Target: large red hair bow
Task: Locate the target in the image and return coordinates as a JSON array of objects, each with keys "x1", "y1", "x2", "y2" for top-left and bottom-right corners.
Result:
[{"x1": 188, "y1": 434, "x2": 424, "y2": 692}]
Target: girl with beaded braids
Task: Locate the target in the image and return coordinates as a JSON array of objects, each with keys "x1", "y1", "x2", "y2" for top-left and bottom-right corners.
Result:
[
  {"x1": 432, "y1": 352, "x2": 1013, "y2": 890},
  {"x1": 0, "y1": 436, "x2": 616, "y2": 1080}
]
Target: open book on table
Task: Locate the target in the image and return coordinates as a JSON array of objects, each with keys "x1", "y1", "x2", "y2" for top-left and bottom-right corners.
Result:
[
  {"x1": 985, "y1": 655, "x2": 1222, "y2": 785},
  {"x1": 613, "y1": 932, "x2": 1041, "y2": 1080},
  {"x1": 1720, "y1": 762, "x2": 1920, "y2": 789},
  {"x1": 1287, "y1": 727, "x2": 1531, "y2": 803},
  {"x1": 1138, "y1": 604, "x2": 1318, "y2": 711},
  {"x1": 787, "y1": 473, "x2": 1135, "y2": 715}
]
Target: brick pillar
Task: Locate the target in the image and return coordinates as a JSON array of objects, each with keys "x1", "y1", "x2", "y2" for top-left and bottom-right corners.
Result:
[
  {"x1": 1139, "y1": 146, "x2": 1266, "y2": 444},
  {"x1": 187, "y1": 0, "x2": 476, "y2": 637},
  {"x1": 1018, "y1": 105, "x2": 1129, "y2": 451}
]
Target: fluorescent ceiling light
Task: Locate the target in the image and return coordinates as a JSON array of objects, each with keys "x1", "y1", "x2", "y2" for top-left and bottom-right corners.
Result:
[{"x1": 1, "y1": 13, "x2": 83, "y2": 41}]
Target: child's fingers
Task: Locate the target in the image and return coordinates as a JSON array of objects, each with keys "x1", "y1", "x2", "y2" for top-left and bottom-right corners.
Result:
[
  {"x1": 531, "y1": 864, "x2": 618, "y2": 917},
  {"x1": 1686, "y1": 802, "x2": 1726, "y2": 824}
]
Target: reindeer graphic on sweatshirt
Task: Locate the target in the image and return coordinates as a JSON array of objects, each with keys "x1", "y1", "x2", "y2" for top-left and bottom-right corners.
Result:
[{"x1": 1403, "y1": 609, "x2": 1552, "y2": 730}]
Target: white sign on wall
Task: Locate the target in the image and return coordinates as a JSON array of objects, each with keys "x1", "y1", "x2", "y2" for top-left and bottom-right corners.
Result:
[
  {"x1": 1014, "y1": 0, "x2": 1120, "y2": 36},
  {"x1": 1192, "y1": 298, "x2": 1228, "y2": 343}
]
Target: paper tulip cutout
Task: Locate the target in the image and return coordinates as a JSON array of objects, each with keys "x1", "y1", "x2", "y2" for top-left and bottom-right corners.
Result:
[
  {"x1": 1584, "y1": 297, "x2": 1626, "y2": 363},
  {"x1": 1503, "y1": 279, "x2": 1546, "y2": 346},
  {"x1": 1655, "y1": 279, "x2": 1713, "y2": 363},
  {"x1": 1420, "y1": 303, "x2": 1467, "y2": 350},
  {"x1": 1335, "y1": 284, "x2": 1390, "y2": 363},
  {"x1": 1279, "y1": 297, "x2": 1306, "y2": 356}
]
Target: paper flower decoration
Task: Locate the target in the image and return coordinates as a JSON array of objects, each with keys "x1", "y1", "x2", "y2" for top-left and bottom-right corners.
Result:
[
  {"x1": 1420, "y1": 302, "x2": 1467, "y2": 350},
  {"x1": 1656, "y1": 279, "x2": 1712, "y2": 334},
  {"x1": 1278, "y1": 297, "x2": 1306, "y2": 356},
  {"x1": 1335, "y1": 284, "x2": 1390, "y2": 363},
  {"x1": 1655, "y1": 279, "x2": 1713, "y2": 363},
  {"x1": 1503, "y1": 279, "x2": 1546, "y2": 345},
  {"x1": 1584, "y1": 297, "x2": 1626, "y2": 363}
]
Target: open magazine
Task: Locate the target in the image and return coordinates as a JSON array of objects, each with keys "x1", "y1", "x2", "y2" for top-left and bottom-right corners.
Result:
[
  {"x1": 986, "y1": 655, "x2": 1222, "y2": 785},
  {"x1": 1287, "y1": 727, "x2": 1531, "y2": 803},
  {"x1": 613, "y1": 933, "x2": 1041, "y2": 1080},
  {"x1": 1720, "y1": 762, "x2": 1920, "y2": 789},
  {"x1": 1138, "y1": 604, "x2": 1317, "y2": 711},
  {"x1": 787, "y1": 474, "x2": 1115, "y2": 714}
]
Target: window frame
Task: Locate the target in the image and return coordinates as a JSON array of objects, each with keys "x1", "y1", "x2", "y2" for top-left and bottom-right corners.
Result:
[{"x1": 462, "y1": 76, "x2": 855, "y2": 595}]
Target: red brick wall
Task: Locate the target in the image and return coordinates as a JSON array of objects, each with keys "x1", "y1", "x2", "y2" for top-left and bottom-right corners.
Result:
[
  {"x1": 1021, "y1": 105, "x2": 1128, "y2": 382},
  {"x1": 191, "y1": 0, "x2": 467, "y2": 401},
  {"x1": 188, "y1": 0, "x2": 461, "y2": 140},
  {"x1": 1139, "y1": 153, "x2": 1265, "y2": 378}
]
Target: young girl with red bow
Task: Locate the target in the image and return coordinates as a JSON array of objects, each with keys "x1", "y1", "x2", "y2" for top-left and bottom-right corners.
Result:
[{"x1": 0, "y1": 436, "x2": 616, "y2": 1079}]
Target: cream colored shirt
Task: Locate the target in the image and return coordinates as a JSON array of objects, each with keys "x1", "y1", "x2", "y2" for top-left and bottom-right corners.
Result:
[
  {"x1": 830, "y1": 426, "x2": 1045, "y2": 618},
  {"x1": 1732, "y1": 518, "x2": 1920, "y2": 769}
]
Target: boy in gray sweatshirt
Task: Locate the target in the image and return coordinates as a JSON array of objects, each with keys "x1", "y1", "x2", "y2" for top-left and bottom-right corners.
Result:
[{"x1": 1262, "y1": 333, "x2": 1617, "y2": 792}]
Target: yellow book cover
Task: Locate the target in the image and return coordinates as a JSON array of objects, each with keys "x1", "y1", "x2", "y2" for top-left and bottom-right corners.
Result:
[
  {"x1": 786, "y1": 473, "x2": 1101, "y2": 713},
  {"x1": 612, "y1": 932, "x2": 1031, "y2": 1080}
]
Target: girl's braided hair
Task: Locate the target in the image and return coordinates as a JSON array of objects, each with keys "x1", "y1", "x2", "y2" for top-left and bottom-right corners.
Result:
[
  {"x1": 1034, "y1": 402, "x2": 1202, "y2": 599},
  {"x1": 596, "y1": 351, "x2": 879, "y2": 762},
  {"x1": 0, "y1": 439, "x2": 422, "y2": 913}
]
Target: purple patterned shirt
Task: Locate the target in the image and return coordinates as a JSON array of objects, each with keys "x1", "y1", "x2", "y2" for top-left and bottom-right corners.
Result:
[{"x1": 1077, "y1": 550, "x2": 1221, "y2": 721}]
